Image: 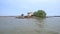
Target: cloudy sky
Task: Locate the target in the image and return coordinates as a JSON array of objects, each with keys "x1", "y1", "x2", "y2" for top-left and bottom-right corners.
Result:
[{"x1": 0, "y1": 0, "x2": 60, "y2": 16}]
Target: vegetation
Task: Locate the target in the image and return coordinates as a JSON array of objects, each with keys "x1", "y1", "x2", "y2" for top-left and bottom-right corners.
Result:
[
  {"x1": 16, "y1": 10, "x2": 46, "y2": 19},
  {"x1": 21, "y1": 14, "x2": 24, "y2": 16},
  {"x1": 33, "y1": 10, "x2": 46, "y2": 18}
]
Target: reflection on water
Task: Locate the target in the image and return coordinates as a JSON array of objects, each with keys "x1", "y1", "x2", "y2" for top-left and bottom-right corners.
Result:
[{"x1": 0, "y1": 17, "x2": 60, "y2": 34}]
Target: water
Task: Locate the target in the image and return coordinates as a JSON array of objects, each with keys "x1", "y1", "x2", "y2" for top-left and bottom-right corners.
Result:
[{"x1": 0, "y1": 17, "x2": 60, "y2": 34}]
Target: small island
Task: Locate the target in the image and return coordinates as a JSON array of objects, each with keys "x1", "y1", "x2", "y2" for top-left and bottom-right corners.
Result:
[{"x1": 16, "y1": 10, "x2": 46, "y2": 19}]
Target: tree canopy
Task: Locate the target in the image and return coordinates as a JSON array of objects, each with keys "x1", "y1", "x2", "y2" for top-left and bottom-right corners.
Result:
[
  {"x1": 33, "y1": 10, "x2": 46, "y2": 18},
  {"x1": 21, "y1": 14, "x2": 24, "y2": 16}
]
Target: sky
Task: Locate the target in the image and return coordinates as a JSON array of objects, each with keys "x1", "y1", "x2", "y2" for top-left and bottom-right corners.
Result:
[{"x1": 0, "y1": 0, "x2": 60, "y2": 16}]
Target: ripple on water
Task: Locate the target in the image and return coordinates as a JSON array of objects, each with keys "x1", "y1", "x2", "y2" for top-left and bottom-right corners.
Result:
[{"x1": 0, "y1": 17, "x2": 60, "y2": 34}]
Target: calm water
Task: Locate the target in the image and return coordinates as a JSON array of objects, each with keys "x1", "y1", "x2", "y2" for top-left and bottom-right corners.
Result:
[{"x1": 0, "y1": 17, "x2": 60, "y2": 34}]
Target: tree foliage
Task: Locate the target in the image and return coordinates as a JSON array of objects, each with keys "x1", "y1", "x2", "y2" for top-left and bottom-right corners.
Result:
[
  {"x1": 21, "y1": 14, "x2": 24, "y2": 16},
  {"x1": 33, "y1": 10, "x2": 46, "y2": 18}
]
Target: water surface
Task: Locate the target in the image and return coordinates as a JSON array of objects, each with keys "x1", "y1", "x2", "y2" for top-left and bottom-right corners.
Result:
[{"x1": 0, "y1": 17, "x2": 60, "y2": 34}]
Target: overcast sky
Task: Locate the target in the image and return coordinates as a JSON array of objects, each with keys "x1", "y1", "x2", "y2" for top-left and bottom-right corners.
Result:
[{"x1": 0, "y1": 0, "x2": 60, "y2": 16}]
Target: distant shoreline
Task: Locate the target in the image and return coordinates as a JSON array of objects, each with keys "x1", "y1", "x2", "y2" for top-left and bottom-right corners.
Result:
[
  {"x1": 0, "y1": 16, "x2": 60, "y2": 17},
  {"x1": 46, "y1": 16, "x2": 60, "y2": 18},
  {"x1": 0, "y1": 16, "x2": 16, "y2": 17}
]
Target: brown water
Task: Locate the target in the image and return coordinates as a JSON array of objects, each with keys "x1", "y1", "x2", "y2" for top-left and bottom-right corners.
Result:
[{"x1": 0, "y1": 17, "x2": 60, "y2": 34}]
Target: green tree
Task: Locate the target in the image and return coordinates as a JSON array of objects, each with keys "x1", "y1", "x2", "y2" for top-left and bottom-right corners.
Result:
[{"x1": 33, "y1": 10, "x2": 46, "y2": 18}]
